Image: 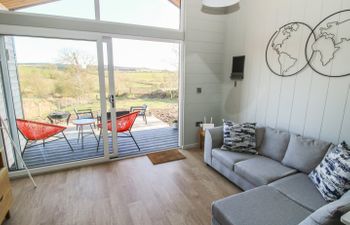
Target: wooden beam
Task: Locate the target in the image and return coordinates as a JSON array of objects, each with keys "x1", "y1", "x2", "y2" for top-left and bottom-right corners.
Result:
[
  {"x1": 0, "y1": 2, "x2": 8, "y2": 10},
  {"x1": 168, "y1": 0, "x2": 180, "y2": 8},
  {"x1": 0, "y1": 0, "x2": 57, "y2": 10}
]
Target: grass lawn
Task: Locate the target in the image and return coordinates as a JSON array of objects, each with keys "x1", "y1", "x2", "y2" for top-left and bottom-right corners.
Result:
[{"x1": 18, "y1": 65, "x2": 179, "y2": 124}]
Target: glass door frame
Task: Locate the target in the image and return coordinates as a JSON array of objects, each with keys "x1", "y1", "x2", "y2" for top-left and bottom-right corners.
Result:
[
  {"x1": 97, "y1": 37, "x2": 119, "y2": 158},
  {"x1": 0, "y1": 27, "x2": 184, "y2": 177},
  {"x1": 105, "y1": 37, "x2": 183, "y2": 156},
  {"x1": 104, "y1": 37, "x2": 118, "y2": 157},
  {"x1": 0, "y1": 32, "x2": 113, "y2": 177},
  {"x1": 0, "y1": 36, "x2": 23, "y2": 170}
]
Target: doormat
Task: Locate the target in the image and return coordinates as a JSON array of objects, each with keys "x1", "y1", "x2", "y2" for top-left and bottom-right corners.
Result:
[{"x1": 147, "y1": 149, "x2": 186, "y2": 165}]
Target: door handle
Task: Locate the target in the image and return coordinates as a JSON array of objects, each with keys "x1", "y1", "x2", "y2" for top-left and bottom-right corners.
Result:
[{"x1": 108, "y1": 95, "x2": 115, "y2": 108}]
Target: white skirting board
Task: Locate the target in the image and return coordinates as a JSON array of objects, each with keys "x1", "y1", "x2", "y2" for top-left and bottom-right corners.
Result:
[{"x1": 182, "y1": 143, "x2": 199, "y2": 150}]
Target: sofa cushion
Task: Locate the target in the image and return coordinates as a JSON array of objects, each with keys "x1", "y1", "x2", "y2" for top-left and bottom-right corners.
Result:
[
  {"x1": 235, "y1": 156, "x2": 297, "y2": 186},
  {"x1": 212, "y1": 186, "x2": 311, "y2": 225},
  {"x1": 309, "y1": 143, "x2": 350, "y2": 202},
  {"x1": 269, "y1": 173, "x2": 327, "y2": 211},
  {"x1": 258, "y1": 127, "x2": 290, "y2": 161},
  {"x1": 222, "y1": 121, "x2": 257, "y2": 154},
  {"x1": 298, "y1": 190, "x2": 350, "y2": 225},
  {"x1": 212, "y1": 149, "x2": 257, "y2": 170},
  {"x1": 255, "y1": 126, "x2": 265, "y2": 148},
  {"x1": 282, "y1": 134, "x2": 330, "y2": 173}
]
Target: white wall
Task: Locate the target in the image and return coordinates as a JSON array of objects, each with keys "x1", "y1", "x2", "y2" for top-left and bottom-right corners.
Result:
[
  {"x1": 183, "y1": 0, "x2": 227, "y2": 146},
  {"x1": 222, "y1": 0, "x2": 350, "y2": 144}
]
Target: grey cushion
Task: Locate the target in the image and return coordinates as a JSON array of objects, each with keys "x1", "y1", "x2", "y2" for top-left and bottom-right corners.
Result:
[
  {"x1": 212, "y1": 186, "x2": 311, "y2": 225},
  {"x1": 255, "y1": 126, "x2": 265, "y2": 148},
  {"x1": 298, "y1": 216, "x2": 321, "y2": 225},
  {"x1": 282, "y1": 134, "x2": 331, "y2": 173},
  {"x1": 269, "y1": 173, "x2": 327, "y2": 211},
  {"x1": 298, "y1": 190, "x2": 350, "y2": 225},
  {"x1": 212, "y1": 157, "x2": 256, "y2": 190},
  {"x1": 235, "y1": 156, "x2": 297, "y2": 186},
  {"x1": 258, "y1": 127, "x2": 290, "y2": 161},
  {"x1": 212, "y1": 149, "x2": 258, "y2": 170}
]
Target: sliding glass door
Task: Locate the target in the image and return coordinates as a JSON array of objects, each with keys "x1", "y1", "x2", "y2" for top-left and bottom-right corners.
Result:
[
  {"x1": 0, "y1": 35, "x2": 116, "y2": 171},
  {"x1": 0, "y1": 33, "x2": 181, "y2": 172},
  {"x1": 89, "y1": 37, "x2": 181, "y2": 158},
  {"x1": 107, "y1": 38, "x2": 180, "y2": 156}
]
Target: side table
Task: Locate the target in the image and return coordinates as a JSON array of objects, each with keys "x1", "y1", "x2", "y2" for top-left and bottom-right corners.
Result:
[
  {"x1": 199, "y1": 128, "x2": 205, "y2": 150},
  {"x1": 72, "y1": 119, "x2": 98, "y2": 148}
]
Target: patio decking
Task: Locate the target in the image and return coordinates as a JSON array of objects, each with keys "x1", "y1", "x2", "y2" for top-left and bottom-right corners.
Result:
[{"x1": 19, "y1": 127, "x2": 178, "y2": 169}]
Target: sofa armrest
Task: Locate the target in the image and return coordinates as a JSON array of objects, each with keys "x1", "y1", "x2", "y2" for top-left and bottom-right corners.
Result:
[{"x1": 204, "y1": 126, "x2": 223, "y2": 165}]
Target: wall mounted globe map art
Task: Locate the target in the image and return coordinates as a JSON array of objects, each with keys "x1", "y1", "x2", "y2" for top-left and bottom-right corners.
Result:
[
  {"x1": 265, "y1": 22, "x2": 314, "y2": 76},
  {"x1": 306, "y1": 10, "x2": 350, "y2": 77}
]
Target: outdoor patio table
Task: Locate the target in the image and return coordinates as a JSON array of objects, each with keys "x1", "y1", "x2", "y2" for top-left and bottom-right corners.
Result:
[
  {"x1": 72, "y1": 118, "x2": 98, "y2": 149},
  {"x1": 48, "y1": 111, "x2": 71, "y2": 125}
]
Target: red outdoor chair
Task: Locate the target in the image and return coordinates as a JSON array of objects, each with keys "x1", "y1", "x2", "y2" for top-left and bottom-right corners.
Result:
[
  {"x1": 16, "y1": 119, "x2": 74, "y2": 155},
  {"x1": 96, "y1": 111, "x2": 140, "y2": 151}
]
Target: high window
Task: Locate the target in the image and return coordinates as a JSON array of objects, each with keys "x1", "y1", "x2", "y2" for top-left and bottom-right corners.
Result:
[
  {"x1": 16, "y1": 0, "x2": 181, "y2": 30},
  {"x1": 17, "y1": 0, "x2": 95, "y2": 19}
]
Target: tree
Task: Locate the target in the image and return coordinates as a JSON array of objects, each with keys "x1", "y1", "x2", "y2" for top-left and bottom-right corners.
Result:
[{"x1": 58, "y1": 48, "x2": 96, "y2": 101}]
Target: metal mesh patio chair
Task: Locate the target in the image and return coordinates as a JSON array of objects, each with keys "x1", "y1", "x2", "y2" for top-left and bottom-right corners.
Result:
[
  {"x1": 96, "y1": 111, "x2": 140, "y2": 151},
  {"x1": 130, "y1": 104, "x2": 147, "y2": 124},
  {"x1": 16, "y1": 119, "x2": 74, "y2": 155}
]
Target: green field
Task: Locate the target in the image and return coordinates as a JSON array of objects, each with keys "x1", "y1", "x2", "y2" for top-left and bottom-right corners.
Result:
[{"x1": 18, "y1": 64, "x2": 178, "y2": 124}]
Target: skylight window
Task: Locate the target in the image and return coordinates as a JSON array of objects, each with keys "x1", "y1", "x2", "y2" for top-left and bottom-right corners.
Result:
[
  {"x1": 15, "y1": 0, "x2": 181, "y2": 30},
  {"x1": 100, "y1": 0, "x2": 180, "y2": 30},
  {"x1": 17, "y1": 0, "x2": 95, "y2": 20}
]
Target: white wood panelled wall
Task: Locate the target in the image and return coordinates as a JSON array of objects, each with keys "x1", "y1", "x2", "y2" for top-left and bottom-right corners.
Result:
[
  {"x1": 184, "y1": 0, "x2": 227, "y2": 146},
  {"x1": 222, "y1": 0, "x2": 350, "y2": 144}
]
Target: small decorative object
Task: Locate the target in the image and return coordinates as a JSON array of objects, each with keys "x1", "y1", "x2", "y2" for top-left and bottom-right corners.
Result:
[
  {"x1": 201, "y1": 116, "x2": 214, "y2": 130},
  {"x1": 202, "y1": 0, "x2": 239, "y2": 8},
  {"x1": 305, "y1": 9, "x2": 350, "y2": 77},
  {"x1": 266, "y1": 9, "x2": 350, "y2": 78},
  {"x1": 265, "y1": 22, "x2": 314, "y2": 77},
  {"x1": 172, "y1": 120, "x2": 178, "y2": 129},
  {"x1": 309, "y1": 142, "x2": 350, "y2": 202}
]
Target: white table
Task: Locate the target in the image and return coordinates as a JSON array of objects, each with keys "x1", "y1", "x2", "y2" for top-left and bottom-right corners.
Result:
[{"x1": 72, "y1": 119, "x2": 98, "y2": 148}]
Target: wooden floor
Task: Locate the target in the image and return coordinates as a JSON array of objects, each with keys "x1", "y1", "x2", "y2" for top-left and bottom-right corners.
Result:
[{"x1": 5, "y1": 149, "x2": 241, "y2": 225}]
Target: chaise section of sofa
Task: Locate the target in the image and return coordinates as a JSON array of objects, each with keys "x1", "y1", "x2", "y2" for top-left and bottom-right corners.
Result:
[
  {"x1": 269, "y1": 173, "x2": 327, "y2": 212},
  {"x1": 212, "y1": 186, "x2": 312, "y2": 225}
]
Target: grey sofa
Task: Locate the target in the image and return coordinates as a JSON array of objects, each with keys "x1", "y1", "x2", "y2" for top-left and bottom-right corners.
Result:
[{"x1": 205, "y1": 126, "x2": 350, "y2": 225}]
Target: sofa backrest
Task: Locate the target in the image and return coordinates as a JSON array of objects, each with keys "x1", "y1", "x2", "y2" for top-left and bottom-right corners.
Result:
[
  {"x1": 282, "y1": 134, "x2": 331, "y2": 174},
  {"x1": 255, "y1": 127, "x2": 265, "y2": 148},
  {"x1": 257, "y1": 127, "x2": 332, "y2": 173},
  {"x1": 258, "y1": 127, "x2": 290, "y2": 162}
]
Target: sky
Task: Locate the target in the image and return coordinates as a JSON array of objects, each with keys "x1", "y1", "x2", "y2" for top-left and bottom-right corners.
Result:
[{"x1": 14, "y1": 0, "x2": 180, "y2": 71}]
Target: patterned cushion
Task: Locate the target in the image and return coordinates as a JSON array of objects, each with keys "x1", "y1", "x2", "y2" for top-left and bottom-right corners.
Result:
[
  {"x1": 221, "y1": 121, "x2": 257, "y2": 154},
  {"x1": 309, "y1": 142, "x2": 350, "y2": 202}
]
